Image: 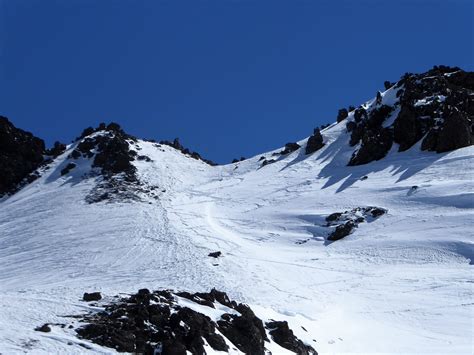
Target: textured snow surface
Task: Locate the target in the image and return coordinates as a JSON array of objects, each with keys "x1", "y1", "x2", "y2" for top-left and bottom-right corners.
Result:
[{"x1": 0, "y1": 119, "x2": 473, "y2": 354}]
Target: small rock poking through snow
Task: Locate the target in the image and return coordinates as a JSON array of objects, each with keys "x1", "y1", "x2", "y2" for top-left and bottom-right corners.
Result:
[{"x1": 326, "y1": 207, "x2": 387, "y2": 241}]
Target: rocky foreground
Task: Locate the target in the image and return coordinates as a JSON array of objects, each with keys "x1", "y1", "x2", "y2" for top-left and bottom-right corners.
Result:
[{"x1": 37, "y1": 289, "x2": 317, "y2": 355}]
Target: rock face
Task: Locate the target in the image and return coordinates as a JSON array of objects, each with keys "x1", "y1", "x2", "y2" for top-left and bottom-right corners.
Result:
[
  {"x1": 348, "y1": 128, "x2": 393, "y2": 166},
  {"x1": 72, "y1": 288, "x2": 317, "y2": 355},
  {"x1": 344, "y1": 66, "x2": 473, "y2": 165},
  {"x1": 432, "y1": 111, "x2": 473, "y2": 152},
  {"x1": 0, "y1": 116, "x2": 46, "y2": 196}
]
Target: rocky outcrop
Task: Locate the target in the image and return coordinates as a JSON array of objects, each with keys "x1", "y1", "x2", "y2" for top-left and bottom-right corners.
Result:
[
  {"x1": 280, "y1": 142, "x2": 301, "y2": 155},
  {"x1": 326, "y1": 206, "x2": 387, "y2": 241},
  {"x1": 425, "y1": 111, "x2": 473, "y2": 153},
  {"x1": 0, "y1": 116, "x2": 46, "y2": 196},
  {"x1": 348, "y1": 128, "x2": 393, "y2": 166},
  {"x1": 266, "y1": 321, "x2": 315, "y2": 355},
  {"x1": 344, "y1": 66, "x2": 473, "y2": 165},
  {"x1": 66, "y1": 123, "x2": 148, "y2": 203},
  {"x1": 305, "y1": 128, "x2": 324, "y2": 154},
  {"x1": 159, "y1": 138, "x2": 217, "y2": 166},
  {"x1": 395, "y1": 66, "x2": 473, "y2": 153},
  {"x1": 337, "y1": 108, "x2": 348, "y2": 122},
  {"x1": 83, "y1": 292, "x2": 102, "y2": 302},
  {"x1": 67, "y1": 288, "x2": 317, "y2": 354}
]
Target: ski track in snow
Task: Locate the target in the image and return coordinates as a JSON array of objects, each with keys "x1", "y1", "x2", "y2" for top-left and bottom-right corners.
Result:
[{"x1": 0, "y1": 120, "x2": 473, "y2": 354}]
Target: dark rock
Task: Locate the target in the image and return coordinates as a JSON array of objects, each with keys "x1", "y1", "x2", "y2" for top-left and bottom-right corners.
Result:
[
  {"x1": 232, "y1": 158, "x2": 239, "y2": 163},
  {"x1": 92, "y1": 135, "x2": 137, "y2": 177},
  {"x1": 60, "y1": 163, "x2": 77, "y2": 176},
  {"x1": 138, "y1": 288, "x2": 150, "y2": 296},
  {"x1": 421, "y1": 129, "x2": 439, "y2": 151},
  {"x1": 266, "y1": 321, "x2": 317, "y2": 355},
  {"x1": 326, "y1": 212, "x2": 342, "y2": 223},
  {"x1": 348, "y1": 128, "x2": 393, "y2": 165},
  {"x1": 261, "y1": 159, "x2": 276, "y2": 167},
  {"x1": 305, "y1": 128, "x2": 324, "y2": 154},
  {"x1": 35, "y1": 324, "x2": 51, "y2": 333},
  {"x1": 217, "y1": 304, "x2": 267, "y2": 355},
  {"x1": 106, "y1": 122, "x2": 121, "y2": 132},
  {"x1": 280, "y1": 142, "x2": 300, "y2": 155},
  {"x1": 70, "y1": 149, "x2": 81, "y2": 159},
  {"x1": 137, "y1": 155, "x2": 152, "y2": 162},
  {"x1": 325, "y1": 207, "x2": 386, "y2": 241},
  {"x1": 78, "y1": 127, "x2": 95, "y2": 140},
  {"x1": 435, "y1": 112, "x2": 473, "y2": 153},
  {"x1": 208, "y1": 251, "x2": 222, "y2": 258},
  {"x1": 445, "y1": 70, "x2": 474, "y2": 90},
  {"x1": 367, "y1": 105, "x2": 393, "y2": 129},
  {"x1": 376, "y1": 91, "x2": 383, "y2": 105},
  {"x1": 384, "y1": 81, "x2": 393, "y2": 90},
  {"x1": 393, "y1": 106, "x2": 423, "y2": 151},
  {"x1": 72, "y1": 288, "x2": 312, "y2": 355},
  {"x1": 349, "y1": 124, "x2": 366, "y2": 146},
  {"x1": 346, "y1": 121, "x2": 357, "y2": 133},
  {"x1": 159, "y1": 138, "x2": 216, "y2": 166},
  {"x1": 83, "y1": 292, "x2": 102, "y2": 302},
  {"x1": 46, "y1": 141, "x2": 67, "y2": 157},
  {"x1": 0, "y1": 116, "x2": 45, "y2": 196},
  {"x1": 366, "y1": 207, "x2": 386, "y2": 218},
  {"x1": 327, "y1": 221, "x2": 355, "y2": 241},
  {"x1": 354, "y1": 107, "x2": 368, "y2": 122},
  {"x1": 337, "y1": 108, "x2": 348, "y2": 122},
  {"x1": 162, "y1": 340, "x2": 187, "y2": 355}
]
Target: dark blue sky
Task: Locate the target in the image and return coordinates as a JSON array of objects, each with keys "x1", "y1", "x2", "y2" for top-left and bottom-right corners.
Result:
[{"x1": 1, "y1": 0, "x2": 472, "y2": 163}]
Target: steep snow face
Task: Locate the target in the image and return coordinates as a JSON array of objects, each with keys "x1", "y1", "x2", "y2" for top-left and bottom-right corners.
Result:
[{"x1": 1, "y1": 115, "x2": 472, "y2": 354}]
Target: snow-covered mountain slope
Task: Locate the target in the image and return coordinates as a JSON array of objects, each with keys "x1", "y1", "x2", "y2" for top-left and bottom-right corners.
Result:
[{"x1": 1, "y1": 67, "x2": 473, "y2": 354}]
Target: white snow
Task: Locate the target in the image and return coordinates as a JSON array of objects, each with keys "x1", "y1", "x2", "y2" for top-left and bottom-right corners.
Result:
[{"x1": 0, "y1": 117, "x2": 473, "y2": 354}]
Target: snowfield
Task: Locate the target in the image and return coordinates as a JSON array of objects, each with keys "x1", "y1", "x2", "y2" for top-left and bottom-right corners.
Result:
[{"x1": 0, "y1": 116, "x2": 473, "y2": 354}]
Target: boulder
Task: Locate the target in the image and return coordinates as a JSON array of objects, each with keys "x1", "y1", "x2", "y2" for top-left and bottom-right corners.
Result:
[
  {"x1": 60, "y1": 163, "x2": 77, "y2": 176},
  {"x1": 327, "y1": 221, "x2": 355, "y2": 241},
  {"x1": 83, "y1": 292, "x2": 102, "y2": 302},
  {"x1": 337, "y1": 108, "x2": 348, "y2": 122},
  {"x1": 35, "y1": 324, "x2": 51, "y2": 333},
  {"x1": 280, "y1": 142, "x2": 300, "y2": 155},
  {"x1": 47, "y1": 141, "x2": 67, "y2": 157},
  {"x1": 305, "y1": 129, "x2": 324, "y2": 154},
  {"x1": 208, "y1": 251, "x2": 222, "y2": 258}
]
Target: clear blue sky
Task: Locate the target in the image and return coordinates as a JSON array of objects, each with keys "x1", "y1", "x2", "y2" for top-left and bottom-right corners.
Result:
[{"x1": 1, "y1": 0, "x2": 472, "y2": 163}]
